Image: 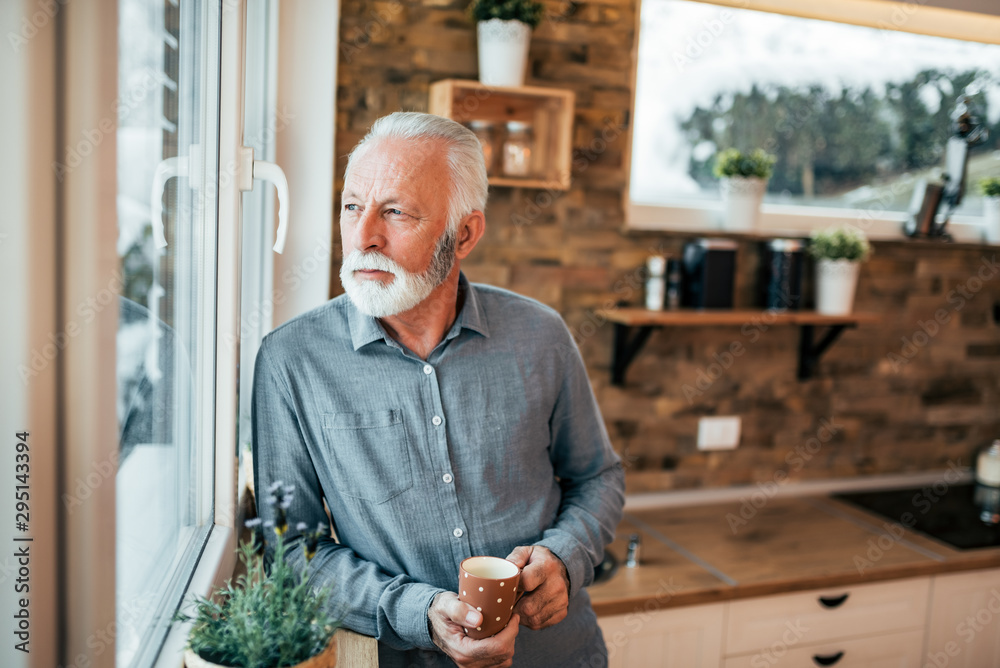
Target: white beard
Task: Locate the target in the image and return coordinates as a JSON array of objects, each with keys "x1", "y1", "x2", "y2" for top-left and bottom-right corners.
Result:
[{"x1": 340, "y1": 231, "x2": 457, "y2": 318}]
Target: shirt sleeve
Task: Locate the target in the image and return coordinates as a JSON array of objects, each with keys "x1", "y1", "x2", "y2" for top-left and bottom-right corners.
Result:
[
  {"x1": 251, "y1": 339, "x2": 443, "y2": 651},
  {"x1": 533, "y1": 325, "x2": 625, "y2": 599}
]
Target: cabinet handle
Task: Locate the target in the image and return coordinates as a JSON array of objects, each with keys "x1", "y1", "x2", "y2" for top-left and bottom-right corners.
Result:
[
  {"x1": 817, "y1": 593, "x2": 849, "y2": 608},
  {"x1": 812, "y1": 651, "x2": 845, "y2": 666}
]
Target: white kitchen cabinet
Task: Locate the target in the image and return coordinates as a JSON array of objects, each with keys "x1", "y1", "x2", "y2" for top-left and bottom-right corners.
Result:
[
  {"x1": 723, "y1": 628, "x2": 924, "y2": 667},
  {"x1": 925, "y1": 568, "x2": 1000, "y2": 668},
  {"x1": 596, "y1": 569, "x2": 1000, "y2": 667},
  {"x1": 598, "y1": 602, "x2": 724, "y2": 668},
  {"x1": 726, "y1": 577, "x2": 930, "y2": 655}
]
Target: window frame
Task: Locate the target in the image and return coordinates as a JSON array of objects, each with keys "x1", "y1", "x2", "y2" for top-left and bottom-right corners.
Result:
[
  {"x1": 155, "y1": 0, "x2": 341, "y2": 664},
  {"x1": 153, "y1": 1, "x2": 247, "y2": 661},
  {"x1": 624, "y1": 0, "x2": 1000, "y2": 242}
]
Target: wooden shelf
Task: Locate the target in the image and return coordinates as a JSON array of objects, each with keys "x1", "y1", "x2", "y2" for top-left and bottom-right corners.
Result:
[
  {"x1": 596, "y1": 308, "x2": 880, "y2": 385},
  {"x1": 429, "y1": 79, "x2": 575, "y2": 190},
  {"x1": 596, "y1": 308, "x2": 881, "y2": 327}
]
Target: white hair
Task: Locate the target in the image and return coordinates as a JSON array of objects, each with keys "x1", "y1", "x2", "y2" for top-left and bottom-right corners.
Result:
[{"x1": 344, "y1": 112, "x2": 489, "y2": 232}]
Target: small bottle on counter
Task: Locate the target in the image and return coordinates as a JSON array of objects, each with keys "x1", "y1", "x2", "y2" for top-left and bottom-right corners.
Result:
[
  {"x1": 645, "y1": 256, "x2": 667, "y2": 311},
  {"x1": 625, "y1": 533, "x2": 641, "y2": 568}
]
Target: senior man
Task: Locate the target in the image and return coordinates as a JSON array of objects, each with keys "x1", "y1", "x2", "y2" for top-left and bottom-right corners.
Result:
[{"x1": 252, "y1": 112, "x2": 624, "y2": 667}]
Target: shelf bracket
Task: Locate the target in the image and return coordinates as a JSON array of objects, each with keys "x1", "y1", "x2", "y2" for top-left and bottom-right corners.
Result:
[
  {"x1": 797, "y1": 324, "x2": 854, "y2": 380},
  {"x1": 611, "y1": 324, "x2": 655, "y2": 386}
]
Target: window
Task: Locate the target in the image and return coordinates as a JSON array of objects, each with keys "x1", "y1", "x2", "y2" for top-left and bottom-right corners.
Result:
[
  {"x1": 116, "y1": 1, "x2": 221, "y2": 663},
  {"x1": 628, "y1": 0, "x2": 1000, "y2": 235}
]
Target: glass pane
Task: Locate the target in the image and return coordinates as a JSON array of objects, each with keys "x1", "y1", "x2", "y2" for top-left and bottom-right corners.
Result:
[
  {"x1": 116, "y1": 1, "x2": 220, "y2": 665},
  {"x1": 631, "y1": 0, "x2": 1000, "y2": 214},
  {"x1": 237, "y1": 0, "x2": 278, "y2": 494}
]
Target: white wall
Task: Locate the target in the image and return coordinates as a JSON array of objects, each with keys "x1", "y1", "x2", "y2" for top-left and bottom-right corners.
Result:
[{"x1": 273, "y1": 0, "x2": 341, "y2": 326}]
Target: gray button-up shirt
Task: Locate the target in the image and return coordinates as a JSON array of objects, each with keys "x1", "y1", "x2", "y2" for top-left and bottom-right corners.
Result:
[{"x1": 252, "y1": 274, "x2": 625, "y2": 666}]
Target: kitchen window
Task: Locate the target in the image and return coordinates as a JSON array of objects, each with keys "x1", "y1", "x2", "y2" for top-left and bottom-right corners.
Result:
[
  {"x1": 116, "y1": 1, "x2": 221, "y2": 663},
  {"x1": 115, "y1": 0, "x2": 283, "y2": 664},
  {"x1": 627, "y1": 0, "x2": 1000, "y2": 238}
]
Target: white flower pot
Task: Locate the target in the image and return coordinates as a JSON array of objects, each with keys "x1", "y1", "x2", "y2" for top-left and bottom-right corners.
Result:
[
  {"x1": 815, "y1": 258, "x2": 860, "y2": 316},
  {"x1": 984, "y1": 196, "x2": 1000, "y2": 244},
  {"x1": 477, "y1": 19, "x2": 531, "y2": 87},
  {"x1": 719, "y1": 176, "x2": 767, "y2": 231}
]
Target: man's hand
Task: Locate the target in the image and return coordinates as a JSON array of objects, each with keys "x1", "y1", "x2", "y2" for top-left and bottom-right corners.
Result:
[
  {"x1": 429, "y1": 591, "x2": 520, "y2": 667},
  {"x1": 505, "y1": 545, "x2": 570, "y2": 630}
]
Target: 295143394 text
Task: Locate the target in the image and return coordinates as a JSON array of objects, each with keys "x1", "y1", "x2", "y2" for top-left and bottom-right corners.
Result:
[{"x1": 13, "y1": 431, "x2": 30, "y2": 654}]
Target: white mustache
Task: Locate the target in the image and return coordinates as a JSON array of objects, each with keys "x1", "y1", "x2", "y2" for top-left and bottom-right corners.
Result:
[{"x1": 343, "y1": 251, "x2": 403, "y2": 276}]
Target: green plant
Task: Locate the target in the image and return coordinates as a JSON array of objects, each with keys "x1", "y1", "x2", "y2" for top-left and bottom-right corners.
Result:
[
  {"x1": 981, "y1": 177, "x2": 1000, "y2": 198},
  {"x1": 808, "y1": 226, "x2": 872, "y2": 262},
  {"x1": 469, "y1": 0, "x2": 545, "y2": 29},
  {"x1": 175, "y1": 483, "x2": 337, "y2": 668},
  {"x1": 712, "y1": 148, "x2": 776, "y2": 180}
]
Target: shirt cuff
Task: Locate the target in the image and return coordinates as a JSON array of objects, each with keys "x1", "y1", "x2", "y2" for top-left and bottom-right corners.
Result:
[
  {"x1": 385, "y1": 582, "x2": 444, "y2": 650},
  {"x1": 535, "y1": 531, "x2": 590, "y2": 600}
]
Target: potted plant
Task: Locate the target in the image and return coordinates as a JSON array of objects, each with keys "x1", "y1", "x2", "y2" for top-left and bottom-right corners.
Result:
[
  {"x1": 808, "y1": 226, "x2": 872, "y2": 316},
  {"x1": 980, "y1": 177, "x2": 1000, "y2": 244},
  {"x1": 469, "y1": 0, "x2": 544, "y2": 87},
  {"x1": 713, "y1": 148, "x2": 776, "y2": 231},
  {"x1": 176, "y1": 483, "x2": 339, "y2": 668}
]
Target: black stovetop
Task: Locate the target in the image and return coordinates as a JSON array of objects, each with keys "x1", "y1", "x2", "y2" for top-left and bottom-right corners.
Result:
[{"x1": 835, "y1": 482, "x2": 1000, "y2": 551}]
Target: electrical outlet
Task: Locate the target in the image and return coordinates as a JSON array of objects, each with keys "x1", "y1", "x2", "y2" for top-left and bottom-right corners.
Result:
[{"x1": 697, "y1": 416, "x2": 741, "y2": 450}]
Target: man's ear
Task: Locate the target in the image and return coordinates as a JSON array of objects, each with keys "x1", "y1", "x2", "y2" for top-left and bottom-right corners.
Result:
[{"x1": 454, "y1": 210, "x2": 486, "y2": 260}]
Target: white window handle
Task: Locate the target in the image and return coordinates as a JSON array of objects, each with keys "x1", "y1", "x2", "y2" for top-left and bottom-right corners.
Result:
[
  {"x1": 150, "y1": 145, "x2": 287, "y2": 253},
  {"x1": 150, "y1": 145, "x2": 203, "y2": 249},
  {"x1": 238, "y1": 146, "x2": 290, "y2": 254},
  {"x1": 150, "y1": 156, "x2": 186, "y2": 249}
]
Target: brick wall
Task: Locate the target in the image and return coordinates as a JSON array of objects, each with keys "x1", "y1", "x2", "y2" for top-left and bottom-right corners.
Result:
[{"x1": 334, "y1": 0, "x2": 1000, "y2": 493}]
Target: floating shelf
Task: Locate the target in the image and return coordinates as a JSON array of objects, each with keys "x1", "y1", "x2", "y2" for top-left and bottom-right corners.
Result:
[
  {"x1": 595, "y1": 308, "x2": 880, "y2": 385},
  {"x1": 428, "y1": 79, "x2": 575, "y2": 190}
]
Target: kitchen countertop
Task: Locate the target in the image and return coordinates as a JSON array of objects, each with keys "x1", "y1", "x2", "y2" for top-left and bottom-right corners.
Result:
[{"x1": 587, "y1": 494, "x2": 1000, "y2": 616}]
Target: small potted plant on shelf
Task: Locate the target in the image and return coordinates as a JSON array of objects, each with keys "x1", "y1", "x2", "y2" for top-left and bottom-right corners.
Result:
[
  {"x1": 980, "y1": 177, "x2": 1000, "y2": 244},
  {"x1": 176, "y1": 483, "x2": 339, "y2": 668},
  {"x1": 469, "y1": 0, "x2": 544, "y2": 87},
  {"x1": 808, "y1": 226, "x2": 872, "y2": 316},
  {"x1": 713, "y1": 148, "x2": 776, "y2": 231}
]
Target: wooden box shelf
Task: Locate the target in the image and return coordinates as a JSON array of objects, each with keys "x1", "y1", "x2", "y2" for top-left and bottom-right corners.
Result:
[
  {"x1": 429, "y1": 79, "x2": 575, "y2": 190},
  {"x1": 594, "y1": 308, "x2": 880, "y2": 385}
]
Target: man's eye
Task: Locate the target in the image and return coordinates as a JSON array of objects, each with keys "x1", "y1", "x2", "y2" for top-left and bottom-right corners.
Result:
[
  {"x1": 387, "y1": 208, "x2": 404, "y2": 216},
  {"x1": 344, "y1": 203, "x2": 359, "y2": 211}
]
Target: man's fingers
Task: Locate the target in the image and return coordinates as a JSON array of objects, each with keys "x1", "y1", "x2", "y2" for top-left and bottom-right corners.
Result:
[
  {"x1": 515, "y1": 578, "x2": 569, "y2": 630},
  {"x1": 455, "y1": 614, "x2": 520, "y2": 667},
  {"x1": 505, "y1": 545, "x2": 532, "y2": 569},
  {"x1": 497, "y1": 613, "x2": 520, "y2": 643},
  {"x1": 434, "y1": 591, "x2": 482, "y2": 629},
  {"x1": 449, "y1": 599, "x2": 483, "y2": 629}
]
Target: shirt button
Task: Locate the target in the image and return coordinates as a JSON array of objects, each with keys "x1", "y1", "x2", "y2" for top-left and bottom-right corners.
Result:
[
  {"x1": 423, "y1": 364, "x2": 433, "y2": 375},
  {"x1": 442, "y1": 473, "x2": 453, "y2": 484},
  {"x1": 432, "y1": 415, "x2": 443, "y2": 426},
  {"x1": 453, "y1": 528, "x2": 464, "y2": 538}
]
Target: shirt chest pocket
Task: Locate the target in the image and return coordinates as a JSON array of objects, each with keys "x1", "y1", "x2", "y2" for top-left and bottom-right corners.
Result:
[{"x1": 322, "y1": 410, "x2": 413, "y2": 504}]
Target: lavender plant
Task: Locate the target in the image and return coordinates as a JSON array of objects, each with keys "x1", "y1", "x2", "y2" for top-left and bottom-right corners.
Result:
[{"x1": 176, "y1": 483, "x2": 337, "y2": 668}]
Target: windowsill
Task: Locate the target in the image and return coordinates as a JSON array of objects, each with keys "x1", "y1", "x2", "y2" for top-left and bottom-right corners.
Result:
[
  {"x1": 626, "y1": 200, "x2": 996, "y2": 247},
  {"x1": 154, "y1": 524, "x2": 237, "y2": 668},
  {"x1": 153, "y1": 482, "x2": 251, "y2": 668}
]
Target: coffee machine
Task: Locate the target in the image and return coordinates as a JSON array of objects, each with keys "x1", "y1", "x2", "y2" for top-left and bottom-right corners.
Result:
[{"x1": 904, "y1": 95, "x2": 989, "y2": 239}]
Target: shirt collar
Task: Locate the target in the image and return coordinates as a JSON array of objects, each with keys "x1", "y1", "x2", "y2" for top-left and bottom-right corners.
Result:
[{"x1": 347, "y1": 272, "x2": 490, "y2": 352}]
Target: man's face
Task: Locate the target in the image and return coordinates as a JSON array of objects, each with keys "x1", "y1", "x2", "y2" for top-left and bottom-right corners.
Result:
[{"x1": 339, "y1": 137, "x2": 457, "y2": 317}]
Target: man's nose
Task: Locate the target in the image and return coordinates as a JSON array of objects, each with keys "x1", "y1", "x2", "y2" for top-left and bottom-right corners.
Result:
[{"x1": 351, "y1": 207, "x2": 385, "y2": 252}]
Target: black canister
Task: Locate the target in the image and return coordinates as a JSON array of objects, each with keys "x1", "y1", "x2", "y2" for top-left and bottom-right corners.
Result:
[
  {"x1": 758, "y1": 239, "x2": 805, "y2": 310},
  {"x1": 682, "y1": 239, "x2": 737, "y2": 309}
]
